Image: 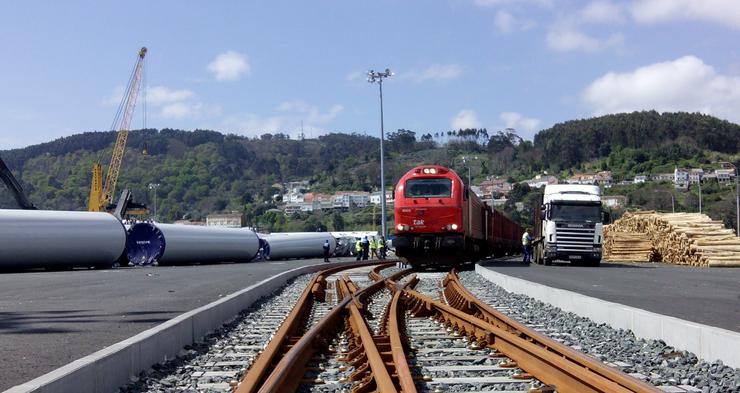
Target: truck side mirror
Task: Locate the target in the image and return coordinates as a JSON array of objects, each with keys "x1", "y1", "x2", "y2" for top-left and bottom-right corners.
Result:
[{"x1": 602, "y1": 211, "x2": 611, "y2": 224}]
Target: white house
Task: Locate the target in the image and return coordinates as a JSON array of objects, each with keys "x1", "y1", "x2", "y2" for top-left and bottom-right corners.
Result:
[{"x1": 674, "y1": 167, "x2": 689, "y2": 189}]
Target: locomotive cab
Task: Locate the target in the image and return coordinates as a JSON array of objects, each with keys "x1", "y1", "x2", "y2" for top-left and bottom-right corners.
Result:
[
  {"x1": 393, "y1": 166, "x2": 468, "y2": 267},
  {"x1": 394, "y1": 165, "x2": 523, "y2": 269}
]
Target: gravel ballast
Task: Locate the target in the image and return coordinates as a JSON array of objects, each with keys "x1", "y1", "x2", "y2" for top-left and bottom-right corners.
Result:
[
  {"x1": 120, "y1": 274, "x2": 314, "y2": 392},
  {"x1": 460, "y1": 271, "x2": 740, "y2": 393}
]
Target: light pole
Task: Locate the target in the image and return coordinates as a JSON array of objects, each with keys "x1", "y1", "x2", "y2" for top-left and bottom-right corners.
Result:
[
  {"x1": 368, "y1": 68, "x2": 393, "y2": 237},
  {"x1": 461, "y1": 156, "x2": 479, "y2": 189},
  {"x1": 148, "y1": 183, "x2": 160, "y2": 221},
  {"x1": 698, "y1": 174, "x2": 702, "y2": 214}
]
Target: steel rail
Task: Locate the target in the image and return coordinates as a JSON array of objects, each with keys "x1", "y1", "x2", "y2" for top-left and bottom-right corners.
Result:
[
  {"x1": 442, "y1": 270, "x2": 659, "y2": 392},
  {"x1": 253, "y1": 265, "x2": 408, "y2": 393},
  {"x1": 337, "y1": 276, "x2": 397, "y2": 392},
  {"x1": 235, "y1": 262, "x2": 384, "y2": 393},
  {"x1": 380, "y1": 275, "x2": 419, "y2": 393},
  {"x1": 403, "y1": 287, "x2": 659, "y2": 393}
]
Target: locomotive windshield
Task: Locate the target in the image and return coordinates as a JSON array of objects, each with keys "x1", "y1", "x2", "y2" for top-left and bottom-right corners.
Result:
[{"x1": 405, "y1": 178, "x2": 452, "y2": 198}]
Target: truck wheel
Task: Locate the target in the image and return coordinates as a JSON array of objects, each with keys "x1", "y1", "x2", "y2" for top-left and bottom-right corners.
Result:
[
  {"x1": 544, "y1": 257, "x2": 552, "y2": 266},
  {"x1": 589, "y1": 259, "x2": 601, "y2": 267}
]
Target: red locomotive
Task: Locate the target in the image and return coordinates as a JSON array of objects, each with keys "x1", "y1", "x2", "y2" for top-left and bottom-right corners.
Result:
[{"x1": 393, "y1": 165, "x2": 523, "y2": 268}]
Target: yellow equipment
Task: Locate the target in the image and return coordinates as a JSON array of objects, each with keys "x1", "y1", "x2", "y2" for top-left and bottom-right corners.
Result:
[{"x1": 88, "y1": 47, "x2": 147, "y2": 212}]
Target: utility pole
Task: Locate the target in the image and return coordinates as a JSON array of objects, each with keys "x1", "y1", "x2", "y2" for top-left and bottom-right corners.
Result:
[
  {"x1": 736, "y1": 172, "x2": 739, "y2": 237},
  {"x1": 148, "y1": 183, "x2": 160, "y2": 221},
  {"x1": 367, "y1": 68, "x2": 393, "y2": 237},
  {"x1": 698, "y1": 174, "x2": 702, "y2": 214}
]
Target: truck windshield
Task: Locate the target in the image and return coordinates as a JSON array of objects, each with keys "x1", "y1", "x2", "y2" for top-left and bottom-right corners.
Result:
[
  {"x1": 550, "y1": 204, "x2": 601, "y2": 222},
  {"x1": 405, "y1": 178, "x2": 452, "y2": 198}
]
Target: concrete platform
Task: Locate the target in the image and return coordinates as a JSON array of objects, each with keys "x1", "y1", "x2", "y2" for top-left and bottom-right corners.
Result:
[
  {"x1": 0, "y1": 258, "x2": 354, "y2": 391},
  {"x1": 478, "y1": 259, "x2": 740, "y2": 333}
]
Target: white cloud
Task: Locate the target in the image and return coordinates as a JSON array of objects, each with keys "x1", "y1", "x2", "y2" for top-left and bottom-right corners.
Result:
[
  {"x1": 499, "y1": 112, "x2": 541, "y2": 137},
  {"x1": 221, "y1": 101, "x2": 344, "y2": 138},
  {"x1": 451, "y1": 109, "x2": 481, "y2": 129},
  {"x1": 146, "y1": 86, "x2": 195, "y2": 105},
  {"x1": 546, "y1": 24, "x2": 623, "y2": 52},
  {"x1": 207, "y1": 51, "x2": 251, "y2": 81},
  {"x1": 582, "y1": 1, "x2": 626, "y2": 24},
  {"x1": 631, "y1": 0, "x2": 740, "y2": 29},
  {"x1": 582, "y1": 55, "x2": 740, "y2": 123},
  {"x1": 408, "y1": 64, "x2": 464, "y2": 83},
  {"x1": 474, "y1": 0, "x2": 551, "y2": 7},
  {"x1": 275, "y1": 100, "x2": 344, "y2": 124},
  {"x1": 494, "y1": 10, "x2": 536, "y2": 34},
  {"x1": 345, "y1": 70, "x2": 365, "y2": 83},
  {"x1": 494, "y1": 10, "x2": 516, "y2": 34},
  {"x1": 160, "y1": 102, "x2": 222, "y2": 120}
]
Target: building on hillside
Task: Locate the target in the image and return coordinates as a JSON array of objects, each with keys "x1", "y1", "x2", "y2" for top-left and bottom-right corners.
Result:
[
  {"x1": 651, "y1": 173, "x2": 674, "y2": 182},
  {"x1": 595, "y1": 171, "x2": 613, "y2": 187},
  {"x1": 333, "y1": 191, "x2": 370, "y2": 208},
  {"x1": 602, "y1": 195, "x2": 627, "y2": 208},
  {"x1": 525, "y1": 174, "x2": 559, "y2": 188},
  {"x1": 206, "y1": 212, "x2": 246, "y2": 228},
  {"x1": 674, "y1": 167, "x2": 689, "y2": 189},
  {"x1": 479, "y1": 177, "x2": 514, "y2": 196},
  {"x1": 369, "y1": 191, "x2": 394, "y2": 205},
  {"x1": 567, "y1": 173, "x2": 596, "y2": 185},
  {"x1": 688, "y1": 168, "x2": 704, "y2": 185},
  {"x1": 634, "y1": 175, "x2": 647, "y2": 184},
  {"x1": 715, "y1": 168, "x2": 736, "y2": 186}
]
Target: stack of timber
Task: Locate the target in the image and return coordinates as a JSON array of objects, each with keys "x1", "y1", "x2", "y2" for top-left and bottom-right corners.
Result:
[
  {"x1": 609, "y1": 211, "x2": 740, "y2": 267},
  {"x1": 603, "y1": 225, "x2": 656, "y2": 262}
]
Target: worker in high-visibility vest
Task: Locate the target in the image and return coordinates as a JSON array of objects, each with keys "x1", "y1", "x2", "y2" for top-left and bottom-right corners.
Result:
[
  {"x1": 355, "y1": 238, "x2": 363, "y2": 261},
  {"x1": 369, "y1": 236, "x2": 377, "y2": 259},
  {"x1": 522, "y1": 229, "x2": 533, "y2": 263},
  {"x1": 377, "y1": 236, "x2": 385, "y2": 260}
]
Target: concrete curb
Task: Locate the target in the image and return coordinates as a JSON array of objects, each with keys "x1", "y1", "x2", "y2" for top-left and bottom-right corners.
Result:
[
  {"x1": 475, "y1": 264, "x2": 740, "y2": 369},
  {"x1": 6, "y1": 261, "x2": 361, "y2": 393}
]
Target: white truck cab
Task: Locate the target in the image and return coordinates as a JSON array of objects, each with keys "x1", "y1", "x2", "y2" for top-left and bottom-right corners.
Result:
[{"x1": 534, "y1": 184, "x2": 604, "y2": 266}]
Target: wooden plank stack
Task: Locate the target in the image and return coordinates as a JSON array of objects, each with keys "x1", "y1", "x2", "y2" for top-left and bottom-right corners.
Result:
[
  {"x1": 603, "y1": 224, "x2": 656, "y2": 262},
  {"x1": 607, "y1": 211, "x2": 740, "y2": 267}
]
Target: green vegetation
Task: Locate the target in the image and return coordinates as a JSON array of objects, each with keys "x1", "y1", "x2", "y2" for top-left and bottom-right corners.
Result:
[{"x1": 1, "y1": 111, "x2": 738, "y2": 231}]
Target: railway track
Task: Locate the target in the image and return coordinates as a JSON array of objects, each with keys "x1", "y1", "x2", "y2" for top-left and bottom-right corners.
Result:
[
  {"x1": 228, "y1": 264, "x2": 659, "y2": 393},
  {"x1": 123, "y1": 262, "x2": 662, "y2": 392}
]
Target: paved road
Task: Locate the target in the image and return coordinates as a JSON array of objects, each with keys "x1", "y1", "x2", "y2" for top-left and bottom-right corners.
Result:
[
  {"x1": 478, "y1": 259, "x2": 740, "y2": 333},
  {"x1": 0, "y1": 258, "x2": 352, "y2": 391}
]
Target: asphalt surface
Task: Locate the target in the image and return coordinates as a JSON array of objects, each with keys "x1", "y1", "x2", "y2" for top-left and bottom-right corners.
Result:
[
  {"x1": 0, "y1": 258, "x2": 353, "y2": 391},
  {"x1": 479, "y1": 259, "x2": 740, "y2": 333}
]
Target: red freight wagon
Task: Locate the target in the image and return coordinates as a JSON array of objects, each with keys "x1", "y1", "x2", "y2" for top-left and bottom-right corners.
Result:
[{"x1": 393, "y1": 165, "x2": 522, "y2": 269}]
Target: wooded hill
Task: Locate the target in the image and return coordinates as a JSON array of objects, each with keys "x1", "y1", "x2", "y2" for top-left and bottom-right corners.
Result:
[{"x1": 1, "y1": 111, "x2": 738, "y2": 225}]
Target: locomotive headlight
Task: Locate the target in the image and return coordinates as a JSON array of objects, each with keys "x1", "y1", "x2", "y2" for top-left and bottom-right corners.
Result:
[
  {"x1": 429, "y1": 168, "x2": 437, "y2": 174},
  {"x1": 450, "y1": 223, "x2": 458, "y2": 230},
  {"x1": 397, "y1": 224, "x2": 404, "y2": 231}
]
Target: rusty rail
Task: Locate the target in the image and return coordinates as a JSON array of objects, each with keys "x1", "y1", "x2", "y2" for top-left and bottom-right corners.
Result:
[
  {"x1": 336, "y1": 276, "x2": 397, "y2": 392},
  {"x1": 403, "y1": 276, "x2": 660, "y2": 393},
  {"x1": 235, "y1": 262, "x2": 384, "y2": 393},
  {"x1": 442, "y1": 270, "x2": 659, "y2": 392},
  {"x1": 379, "y1": 275, "x2": 418, "y2": 393},
  {"x1": 249, "y1": 264, "x2": 409, "y2": 393}
]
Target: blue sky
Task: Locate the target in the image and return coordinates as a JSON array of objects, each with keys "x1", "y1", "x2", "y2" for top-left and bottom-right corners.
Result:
[{"x1": 1, "y1": 0, "x2": 740, "y2": 149}]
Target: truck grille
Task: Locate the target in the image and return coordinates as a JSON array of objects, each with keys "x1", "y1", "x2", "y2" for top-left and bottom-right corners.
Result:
[{"x1": 555, "y1": 226, "x2": 594, "y2": 252}]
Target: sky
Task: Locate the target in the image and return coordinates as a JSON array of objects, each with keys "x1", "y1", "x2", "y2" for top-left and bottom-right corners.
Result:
[{"x1": 1, "y1": 0, "x2": 740, "y2": 149}]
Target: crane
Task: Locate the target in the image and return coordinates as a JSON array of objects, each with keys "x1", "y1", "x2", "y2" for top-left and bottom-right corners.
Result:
[
  {"x1": 88, "y1": 47, "x2": 147, "y2": 212},
  {"x1": 0, "y1": 154, "x2": 36, "y2": 210}
]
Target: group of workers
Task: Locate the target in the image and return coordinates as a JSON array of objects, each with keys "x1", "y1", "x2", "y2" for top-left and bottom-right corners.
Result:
[{"x1": 354, "y1": 235, "x2": 387, "y2": 260}]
